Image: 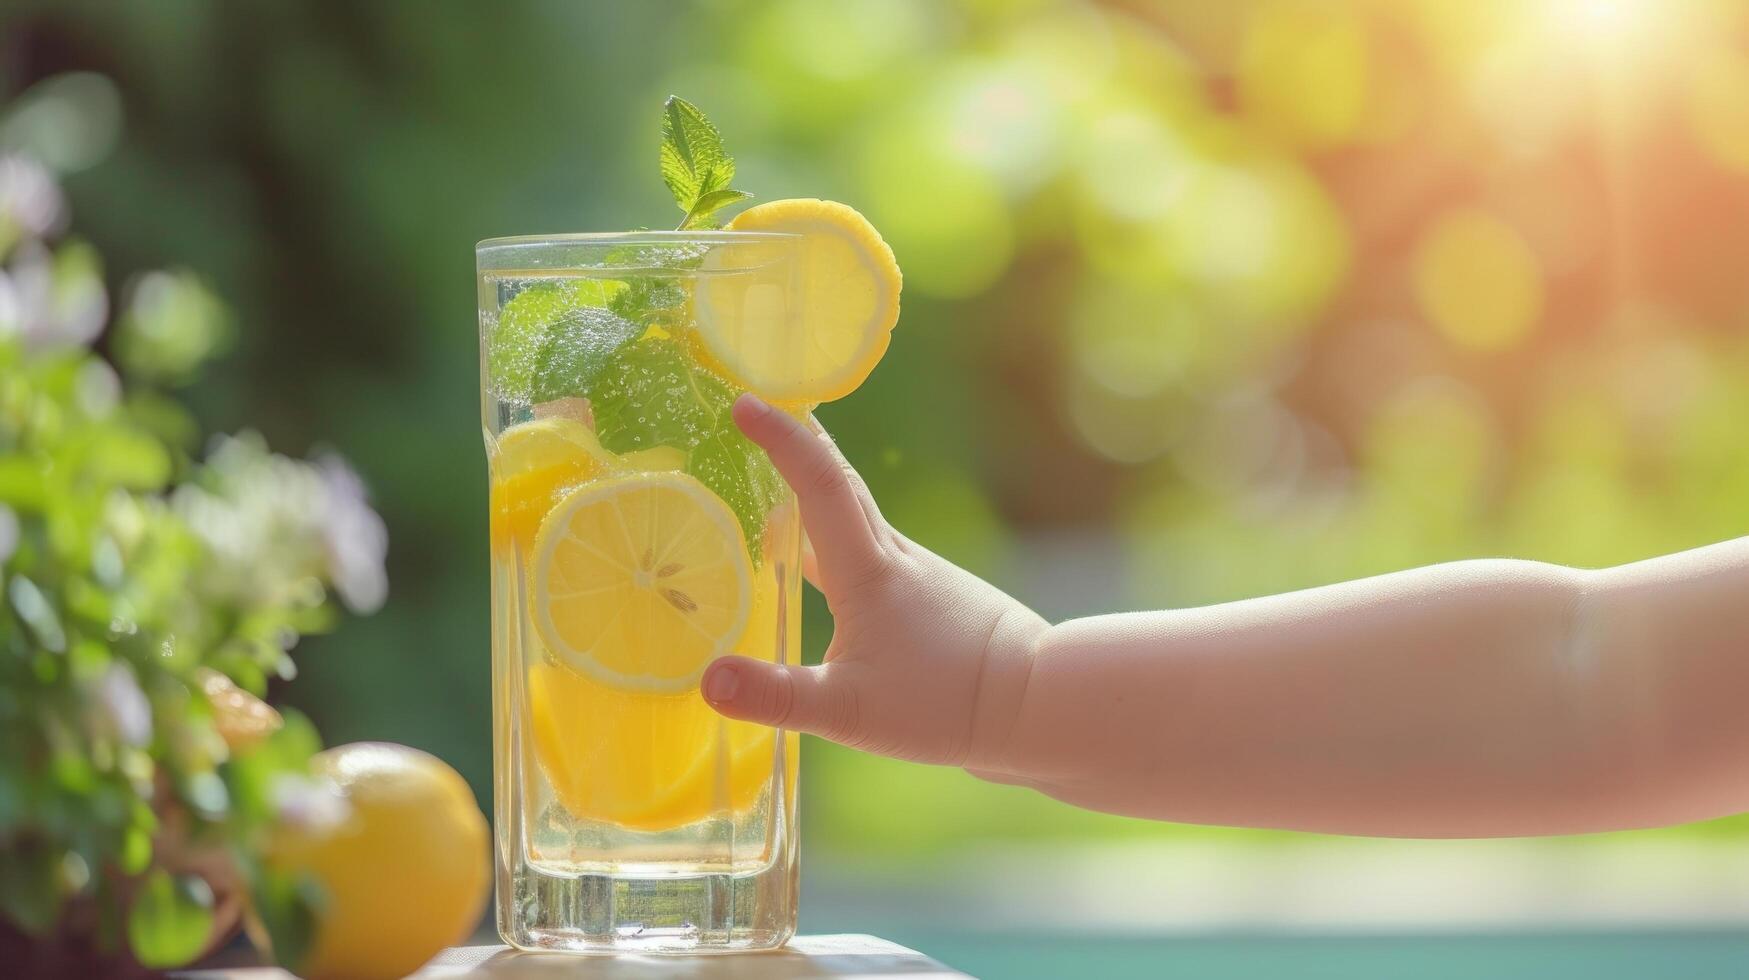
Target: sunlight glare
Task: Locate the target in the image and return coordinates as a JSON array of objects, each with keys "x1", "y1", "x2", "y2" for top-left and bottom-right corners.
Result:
[{"x1": 1569, "y1": 0, "x2": 1636, "y2": 36}]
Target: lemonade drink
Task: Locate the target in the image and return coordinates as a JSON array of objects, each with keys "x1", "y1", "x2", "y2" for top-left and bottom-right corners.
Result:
[
  {"x1": 478, "y1": 233, "x2": 807, "y2": 953},
  {"x1": 480, "y1": 96, "x2": 901, "y2": 956}
]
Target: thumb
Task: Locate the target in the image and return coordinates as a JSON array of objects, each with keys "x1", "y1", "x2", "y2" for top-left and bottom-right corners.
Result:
[{"x1": 701, "y1": 656, "x2": 859, "y2": 743}]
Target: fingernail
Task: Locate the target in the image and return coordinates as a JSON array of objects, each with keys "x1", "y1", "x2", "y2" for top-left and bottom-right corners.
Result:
[
  {"x1": 736, "y1": 392, "x2": 773, "y2": 418},
  {"x1": 703, "y1": 662, "x2": 741, "y2": 703}
]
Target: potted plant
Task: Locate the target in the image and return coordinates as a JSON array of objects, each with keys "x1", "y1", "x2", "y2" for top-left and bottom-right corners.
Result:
[{"x1": 0, "y1": 86, "x2": 387, "y2": 976}]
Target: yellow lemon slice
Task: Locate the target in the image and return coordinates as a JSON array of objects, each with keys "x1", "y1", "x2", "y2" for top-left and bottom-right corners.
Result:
[
  {"x1": 526, "y1": 571, "x2": 792, "y2": 830},
  {"x1": 526, "y1": 666, "x2": 792, "y2": 831},
  {"x1": 525, "y1": 662, "x2": 720, "y2": 830},
  {"x1": 531, "y1": 471, "x2": 751, "y2": 693},
  {"x1": 693, "y1": 198, "x2": 902, "y2": 403},
  {"x1": 489, "y1": 416, "x2": 613, "y2": 556},
  {"x1": 632, "y1": 568, "x2": 797, "y2": 826}
]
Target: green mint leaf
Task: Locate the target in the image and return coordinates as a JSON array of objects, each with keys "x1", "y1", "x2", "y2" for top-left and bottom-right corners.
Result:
[
  {"x1": 681, "y1": 188, "x2": 753, "y2": 230},
  {"x1": 587, "y1": 337, "x2": 785, "y2": 558},
  {"x1": 601, "y1": 243, "x2": 707, "y2": 324},
  {"x1": 488, "y1": 281, "x2": 640, "y2": 403},
  {"x1": 660, "y1": 97, "x2": 728, "y2": 209},
  {"x1": 687, "y1": 404, "x2": 787, "y2": 549},
  {"x1": 589, "y1": 337, "x2": 730, "y2": 453},
  {"x1": 659, "y1": 96, "x2": 747, "y2": 229},
  {"x1": 608, "y1": 276, "x2": 687, "y2": 326}
]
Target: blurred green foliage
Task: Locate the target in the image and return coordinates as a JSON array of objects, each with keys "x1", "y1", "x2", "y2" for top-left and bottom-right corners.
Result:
[
  {"x1": 0, "y1": 94, "x2": 384, "y2": 966},
  {"x1": 5, "y1": 0, "x2": 1749, "y2": 875}
]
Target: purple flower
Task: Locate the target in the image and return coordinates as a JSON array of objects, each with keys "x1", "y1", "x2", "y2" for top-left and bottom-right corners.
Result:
[{"x1": 317, "y1": 454, "x2": 388, "y2": 614}]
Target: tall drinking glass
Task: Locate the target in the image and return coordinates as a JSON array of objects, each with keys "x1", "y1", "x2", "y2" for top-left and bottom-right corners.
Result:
[{"x1": 476, "y1": 233, "x2": 803, "y2": 954}]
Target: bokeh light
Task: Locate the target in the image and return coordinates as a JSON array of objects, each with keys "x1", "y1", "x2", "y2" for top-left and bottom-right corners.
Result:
[
  {"x1": 1684, "y1": 47, "x2": 1749, "y2": 173},
  {"x1": 8, "y1": 0, "x2": 1749, "y2": 964},
  {"x1": 1412, "y1": 207, "x2": 1544, "y2": 352},
  {"x1": 1237, "y1": 0, "x2": 1373, "y2": 150}
]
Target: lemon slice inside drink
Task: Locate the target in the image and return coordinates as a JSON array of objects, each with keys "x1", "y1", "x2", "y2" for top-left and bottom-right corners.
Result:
[
  {"x1": 524, "y1": 661, "x2": 719, "y2": 830},
  {"x1": 692, "y1": 198, "x2": 902, "y2": 403},
  {"x1": 531, "y1": 471, "x2": 751, "y2": 693},
  {"x1": 526, "y1": 572, "x2": 793, "y2": 831},
  {"x1": 526, "y1": 672, "x2": 789, "y2": 831},
  {"x1": 489, "y1": 416, "x2": 615, "y2": 556}
]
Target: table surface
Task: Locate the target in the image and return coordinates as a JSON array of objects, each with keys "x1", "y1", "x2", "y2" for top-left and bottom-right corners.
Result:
[{"x1": 178, "y1": 934, "x2": 969, "y2": 979}]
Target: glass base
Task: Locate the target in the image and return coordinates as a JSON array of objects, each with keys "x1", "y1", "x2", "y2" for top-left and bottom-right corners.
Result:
[{"x1": 499, "y1": 862, "x2": 797, "y2": 955}]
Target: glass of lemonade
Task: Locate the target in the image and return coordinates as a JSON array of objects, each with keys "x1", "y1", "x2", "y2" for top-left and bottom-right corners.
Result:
[{"x1": 476, "y1": 232, "x2": 805, "y2": 954}]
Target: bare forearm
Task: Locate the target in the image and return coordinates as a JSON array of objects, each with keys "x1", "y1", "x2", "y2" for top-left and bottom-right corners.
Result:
[
  {"x1": 979, "y1": 541, "x2": 1749, "y2": 837},
  {"x1": 708, "y1": 402, "x2": 1749, "y2": 837}
]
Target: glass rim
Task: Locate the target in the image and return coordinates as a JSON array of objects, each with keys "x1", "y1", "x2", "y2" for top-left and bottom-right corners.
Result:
[{"x1": 476, "y1": 229, "x2": 800, "y2": 254}]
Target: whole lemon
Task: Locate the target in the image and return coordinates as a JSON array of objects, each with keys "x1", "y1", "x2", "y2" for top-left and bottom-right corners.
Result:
[{"x1": 268, "y1": 743, "x2": 490, "y2": 980}]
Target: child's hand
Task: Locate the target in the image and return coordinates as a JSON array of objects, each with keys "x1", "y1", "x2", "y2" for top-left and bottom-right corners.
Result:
[
  {"x1": 701, "y1": 394, "x2": 1047, "y2": 768},
  {"x1": 700, "y1": 394, "x2": 1749, "y2": 837}
]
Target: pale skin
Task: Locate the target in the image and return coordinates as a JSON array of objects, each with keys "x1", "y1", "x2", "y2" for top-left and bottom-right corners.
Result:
[{"x1": 703, "y1": 393, "x2": 1749, "y2": 839}]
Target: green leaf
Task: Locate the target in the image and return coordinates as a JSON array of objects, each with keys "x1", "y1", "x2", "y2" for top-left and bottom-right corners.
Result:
[
  {"x1": 9, "y1": 574, "x2": 67, "y2": 653},
  {"x1": 126, "y1": 869, "x2": 214, "y2": 970},
  {"x1": 686, "y1": 405, "x2": 787, "y2": 550},
  {"x1": 590, "y1": 337, "x2": 731, "y2": 454},
  {"x1": 681, "y1": 188, "x2": 753, "y2": 231},
  {"x1": 76, "y1": 427, "x2": 173, "y2": 490},
  {"x1": 486, "y1": 281, "x2": 639, "y2": 404},
  {"x1": 223, "y1": 708, "x2": 322, "y2": 834},
  {"x1": 607, "y1": 276, "x2": 687, "y2": 326},
  {"x1": 250, "y1": 866, "x2": 321, "y2": 977},
  {"x1": 0, "y1": 456, "x2": 48, "y2": 510},
  {"x1": 181, "y1": 770, "x2": 230, "y2": 820},
  {"x1": 602, "y1": 239, "x2": 709, "y2": 324},
  {"x1": 586, "y1": 339, "x2": 785, "y2": 557},
  {"x1": 119, "y1": 824, "x2": 152, "y2": 875},
  {"x1": 125, "y1": 391, "x2": 201, "y2": 452},
  {"x1": 113, "y1": 269, "x2": 232, "y2": 385},
  {"x1": 660, "y1": 96, "x2": 735, "y2": 212},
  {"x1": 658, "y1": 96, "x2": 750, "y2": 231}
]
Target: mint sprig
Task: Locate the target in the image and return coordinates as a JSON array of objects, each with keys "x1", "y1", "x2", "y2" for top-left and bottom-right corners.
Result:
[{"x1": 660, "y1": 96, "x2": 751, "y2": 230}]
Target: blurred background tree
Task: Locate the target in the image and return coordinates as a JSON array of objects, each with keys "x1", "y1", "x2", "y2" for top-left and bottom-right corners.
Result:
[{"x1": 6, "y1": 0, "x2": 1749, "y2": 964}]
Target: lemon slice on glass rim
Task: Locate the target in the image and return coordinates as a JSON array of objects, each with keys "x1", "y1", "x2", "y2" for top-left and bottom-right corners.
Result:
[
  {"x1": 691, "y1": 198, "x2": 902, "y2": 404},
  {"x1": 530, "y1": 470, "x2": 751, "y2": 693}
]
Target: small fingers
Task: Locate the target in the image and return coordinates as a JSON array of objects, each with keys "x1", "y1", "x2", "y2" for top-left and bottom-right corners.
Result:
[
  {"x1": 733, "y1": 394, "x2": 887, "y2": 589},
  {"x1": 701, "y1": 656, "x2": 861, "y2": 745}
]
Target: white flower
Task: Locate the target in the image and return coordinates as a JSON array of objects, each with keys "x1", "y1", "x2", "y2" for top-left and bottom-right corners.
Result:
[
  {"x1": 94, "y1": 661, "x2": 152, "y2": 748},
  {"x1": 172, "y1": 433, "x2": 388, "y2": 614},
  {"x1": 0, "y1": 154, "x2": 66, "y2": 242},
  {"x1": 4, "y1": 238, "x2": 107, "y2": 350},
  {"x1": 317, "y1": 454, "x2": 388, "y2": 614},
  {"x1": 270, "y1": 773, "x2": 352, "y2": 835}
]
